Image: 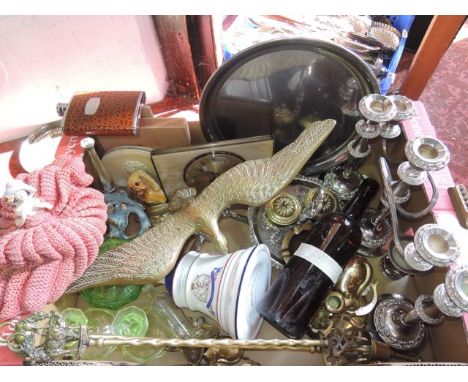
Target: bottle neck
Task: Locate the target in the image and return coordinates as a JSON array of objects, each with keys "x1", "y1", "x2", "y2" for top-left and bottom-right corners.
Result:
[{"x1": 343, "y1": 178, "x2": 379, "y2": 220}]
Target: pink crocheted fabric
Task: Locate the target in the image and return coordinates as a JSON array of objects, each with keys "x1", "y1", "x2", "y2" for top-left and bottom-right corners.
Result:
[{"x1": 0, "y1": 155, "x2": 107, "y2": 320}]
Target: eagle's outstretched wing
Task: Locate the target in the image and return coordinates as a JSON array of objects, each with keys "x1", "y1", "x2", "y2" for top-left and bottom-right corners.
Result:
[
  {"x1": 195, "y1": 119, "x2": 336, "y2": 217},
  {"x1": 66, "y1": 214, "x2": 196, "y2": 293}
]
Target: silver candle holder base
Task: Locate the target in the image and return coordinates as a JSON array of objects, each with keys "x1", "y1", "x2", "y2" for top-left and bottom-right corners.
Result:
[
  {"x1": 373, "y1": 265, "x2": 468, "y2": 351},
  {"x1": 372, "y1": 294, "x2": 427, "y2": 351}
]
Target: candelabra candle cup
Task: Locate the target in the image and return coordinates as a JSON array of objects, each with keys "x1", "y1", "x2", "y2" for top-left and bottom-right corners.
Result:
[
  {"x1": 389, "y1": 95, "x2": 415, "y2": 121},
  {"x1": 358, "y1": 94, "x2": 397, "y2": 123},
  {"x1": 381, "y1": 224, "x2": 459, "y2": 280},
  {"x1": 404, "y1": 137, "x2": 450, "y2": 173},
  {"x1": 380, "y1": 95, "x2": 415, "y2": 139},
  {"x1": 394, "y1": 137, "x2": 450, "y2": 194},
  {"x1": 167, "y1": 245, "x2": 272, "y2": 340},
  {"x1": 391, "y1": 136, "x2": 449, "y2": 215},
  {"x1": 408, "y1": 224, "x2": 460, "y2": 271},
  {"x1": 434, "y1": 264, "x2": 468, "y2": 317}
]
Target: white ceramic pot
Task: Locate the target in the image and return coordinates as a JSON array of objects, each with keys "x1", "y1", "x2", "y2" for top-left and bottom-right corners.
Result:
[{"x1": 170, "y1": 245, "x2": 271, "y2": 340}]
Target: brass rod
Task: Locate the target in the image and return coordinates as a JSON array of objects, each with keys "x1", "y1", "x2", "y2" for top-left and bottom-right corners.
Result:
[{"x1": 88, "y1": 335, "x2": 324, "y2": 352}]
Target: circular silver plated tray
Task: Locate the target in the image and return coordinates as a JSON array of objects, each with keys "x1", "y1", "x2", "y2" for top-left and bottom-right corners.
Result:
[
  {"x1": 248, "y1": 176, "x2": 340, "y2": 268},
  {"x1": 200, "y1": 38, "x2": 379, "y2": 175}
]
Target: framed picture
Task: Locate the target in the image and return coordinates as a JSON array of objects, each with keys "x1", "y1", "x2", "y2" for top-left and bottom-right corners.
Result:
[{"x1": 151, "y1": 136, "x2": 274, "y2": 198}]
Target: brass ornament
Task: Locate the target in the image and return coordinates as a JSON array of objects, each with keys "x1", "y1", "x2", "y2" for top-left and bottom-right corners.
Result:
[
  {"x1": 323, "y1": 257, "x2": 374, "y2": 315},
  {"x1": 303, "y1": 187, "x2": 338, "y2": 213},
  {"x1": 145, "y1": 188, "x2": 197, "y2": 226},
  {"x1": 203, "y1": 344, "x2": 245, "y2": 365},
  {"x1": 66, "y1": 119, "x2": 336, "y2": 292},
  {"x1": 265, "y1": 192, "x2": 302, "y2": 226},
  {"x1": 309, "y1": 258, "x2": 377, "y2": 337}
]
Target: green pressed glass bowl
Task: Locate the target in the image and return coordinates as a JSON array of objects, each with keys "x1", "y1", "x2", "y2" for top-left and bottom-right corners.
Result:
[
  {"x1": 111, "y1": 306, "x2": 149, "y2": 337},
  {"x1": 121, "y1": 318, "x2": 167, "y2": 364},
  {"x1": 61, "y1": 308, "x2": 88, "y2": 327},
  {"x1": 82, "y1": 308, "x2": 116, "y2": 360},
  {"x1": 80, "y1": 239, "x2": 143, "y2": 310},
  {"x1": 81, "y1": 284, "x2": 143, "y2": 311}
]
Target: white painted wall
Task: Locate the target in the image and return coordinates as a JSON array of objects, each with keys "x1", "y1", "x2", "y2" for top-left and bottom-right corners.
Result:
[{"x1": 0, "y1": 16, "x2": 168, "y2": 142}]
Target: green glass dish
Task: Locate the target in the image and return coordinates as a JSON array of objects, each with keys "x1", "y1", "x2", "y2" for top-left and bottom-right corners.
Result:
[
  {"x1": 82, "y1": 308, "x2": 116, "y2": 360},
  {"x1": 111, "y1": 306, "x2": 149, "y2": 337},
  {"x1": 80, "y1": 239, "x2": 143, "y2": 310},
  {"x1": 61, "y1": 308, "x2": 88, "y2": 327},
  {"x1": 81, "y1": 284, "x2": 143, "y2": 311},
  {"x1": 121, "y1": 318, "x2": 166, "y2": 364}
]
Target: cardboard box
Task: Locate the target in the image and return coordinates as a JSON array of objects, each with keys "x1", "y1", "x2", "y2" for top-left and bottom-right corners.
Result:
[{"x1": 1, "y1": 102, "x2": 467, "y2": 365}]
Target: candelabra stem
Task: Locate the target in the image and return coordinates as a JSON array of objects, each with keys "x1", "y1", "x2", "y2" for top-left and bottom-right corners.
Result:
[
  {"x1": 343, "y1": 154, "x2": 363, "y2": 176},
  {"x1": 392, "y1": 182, "x2": 410, "y2": 199},
  {"x1": 401, "y1": 304, "x2": 440, "y2": 326}
]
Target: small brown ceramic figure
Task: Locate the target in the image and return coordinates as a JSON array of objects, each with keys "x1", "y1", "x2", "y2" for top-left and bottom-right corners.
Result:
[{"x1": 128, "y1": 170, "x2": 167, "y2": 205}]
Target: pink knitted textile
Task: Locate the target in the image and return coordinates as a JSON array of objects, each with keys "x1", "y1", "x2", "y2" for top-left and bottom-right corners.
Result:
[{"x1": 0, "y1": 155, "x2": 107, "y2": 320}]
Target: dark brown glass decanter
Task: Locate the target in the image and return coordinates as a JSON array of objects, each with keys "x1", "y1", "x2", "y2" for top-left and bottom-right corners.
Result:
[{"x1": 256, "y1": 178, "x2": 379, "y2": 338}]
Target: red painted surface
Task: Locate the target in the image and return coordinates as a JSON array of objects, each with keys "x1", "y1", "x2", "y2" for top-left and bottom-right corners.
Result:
[
  {"x1": 0, "y1": 315, "x2": 23, "y2": 365},
  {"x1": 149, "y1": 96, "x2": 199, "y2": 117}
]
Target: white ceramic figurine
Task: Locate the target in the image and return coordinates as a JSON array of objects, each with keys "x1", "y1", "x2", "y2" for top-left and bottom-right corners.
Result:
[{"x1": 3, "y1": 179, "x2": 52, "y2": 227}]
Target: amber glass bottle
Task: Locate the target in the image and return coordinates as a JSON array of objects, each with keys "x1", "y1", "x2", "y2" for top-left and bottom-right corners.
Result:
[{"x1": 256, "y1": 178, "x2": 379, "y2": 338}]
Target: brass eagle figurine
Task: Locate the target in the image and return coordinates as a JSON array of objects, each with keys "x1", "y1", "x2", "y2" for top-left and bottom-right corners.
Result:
[{"x1": 67, "y1": 119, "x2": 336, "y2": 293}]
